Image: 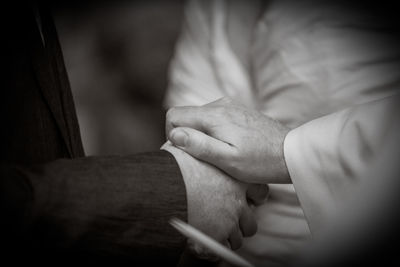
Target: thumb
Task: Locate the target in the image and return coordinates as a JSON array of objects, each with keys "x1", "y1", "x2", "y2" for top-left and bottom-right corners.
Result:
[{"x1": 169, "y1": 127, "x2": 235, "y2": 168}]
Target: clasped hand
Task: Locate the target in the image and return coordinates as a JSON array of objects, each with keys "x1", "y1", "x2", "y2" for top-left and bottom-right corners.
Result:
[
  {"x1": 162, "y1": 142, "x2": 268, "y2": 259},
  {"x1": 166, "y1": 97, "x2": 291, "y2": 184},
  {"x1": 163, "y1": 97, "x2": 291, "y2": 259}
]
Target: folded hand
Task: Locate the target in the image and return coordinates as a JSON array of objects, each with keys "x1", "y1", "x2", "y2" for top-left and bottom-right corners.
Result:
[
  {"x1": 166, "y1": 97, "x2": 291, "y2": 184},
  {"x1": 162, "y1": 141, "x2": 268, "y2": 259}
]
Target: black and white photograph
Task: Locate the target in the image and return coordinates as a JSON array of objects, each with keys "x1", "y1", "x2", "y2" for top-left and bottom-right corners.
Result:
[{"x1": 2, "y1": 0, "x2": 400, "y2": 266}]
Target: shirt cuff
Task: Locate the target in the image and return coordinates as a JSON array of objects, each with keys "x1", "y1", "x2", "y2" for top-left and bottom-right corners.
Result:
[{"x1": 283, "y1": 120, "x2": 339, "y2": 234}]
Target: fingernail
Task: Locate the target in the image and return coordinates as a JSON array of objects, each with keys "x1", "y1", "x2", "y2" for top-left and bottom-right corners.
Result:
[{"x1": 170, "y1": 129, "x2": 188, "y2": 147}]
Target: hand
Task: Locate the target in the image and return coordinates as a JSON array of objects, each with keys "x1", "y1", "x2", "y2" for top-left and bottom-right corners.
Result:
[
  {"x1": 165, "y1": 97, "x2": 291, "y2": 184},
  {"x1": 161, "y1": 141, "x2": 268, "y2": 259}
]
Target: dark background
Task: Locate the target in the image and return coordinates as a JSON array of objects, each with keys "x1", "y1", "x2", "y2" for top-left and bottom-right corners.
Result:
[
  {"x1": 53, "y1": 0, "x2": 184, "y2": 155},
  {"x1": 25, "y1": 1, "x2": 400, "y2": 266}
]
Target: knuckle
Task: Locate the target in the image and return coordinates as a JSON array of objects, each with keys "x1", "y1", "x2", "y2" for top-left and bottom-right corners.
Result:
[
  {"x1": 188, "y1": 243, "x2": 205, "y2": 256},
  {"x1": 166, "y1": 107, "x2": 182, "y2": 127},
  {"x1": 230, "y1": 199, "x2": 243, "y2": 218},
  {"x1": 226, "y1": 158, "x2": 241, "y2": 176},
  {"x1": 233, "y1": 196, "x2": 247, "y2": 219},
  {"x1": 236, "y1": 196, "x2": 245, "y2": 209},
  {"x1": 196, "y1": 139, "x2": 212, "y2": 158},
  {"x1": 228, "y1": 147, "x2": 241, "y2": 161},
  {"x1": 224, "y1": 209, "x2": 240, "y2": 231},
  {"x1": 189, "y1": 242, "x2": 218, "y2": 261}
]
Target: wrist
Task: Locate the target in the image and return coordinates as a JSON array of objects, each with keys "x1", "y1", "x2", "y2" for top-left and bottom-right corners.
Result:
[
  {"x1": 161, "y1": 142, "x2": 198, "y2": 220},
  {"x1": 277, "y1": 127, "x2": 291, "y2": 183},
  {"x1": 161, "y1": 141, "x2": 193, "y2": 194}
]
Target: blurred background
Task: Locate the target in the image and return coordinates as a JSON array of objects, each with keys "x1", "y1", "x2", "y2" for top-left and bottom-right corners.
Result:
[{"x1": 53, "y1": 0, "x2": 184, "y2": 155}]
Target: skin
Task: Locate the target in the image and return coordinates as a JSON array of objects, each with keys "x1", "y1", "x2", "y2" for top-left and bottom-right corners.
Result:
[
  {"x1": 165, "y1": 97, "x2": 291, "y2": 184},
  {"x1": 162, "y1": 141, "x2": 268, "y2": 258}
]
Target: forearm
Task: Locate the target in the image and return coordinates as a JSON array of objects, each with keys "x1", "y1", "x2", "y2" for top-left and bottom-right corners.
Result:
[{"x1": 0, "y1": 151, "x2": 187, "y2": 264}]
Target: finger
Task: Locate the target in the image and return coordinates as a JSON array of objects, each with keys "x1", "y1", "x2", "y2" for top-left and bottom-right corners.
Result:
[
  {"x1": 165, "y1": 106, "x2": 216, "y2": 138},
  {"x1": 247, "y1": 184, "x2": 270, "y2": 205},
  {"x1": 222, "y1": 240, "x2": 231, "y2": 250},
  {"x1": 239, "y1": 207, "x2": 257, "y2": 237},
  {"x1": 168, "y1": 127, "x2": 236, "y2": 168},
  {"x1": 228, "y1": 228, "x2": 243, "y2": 250},
  {"x1": 187, "y1": 241, "x2": 219, "y2": 261}
]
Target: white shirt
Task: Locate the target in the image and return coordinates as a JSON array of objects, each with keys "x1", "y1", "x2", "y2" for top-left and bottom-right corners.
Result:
[{"x1": 164, "y1": 0, "x2": 400, "y2": 265}]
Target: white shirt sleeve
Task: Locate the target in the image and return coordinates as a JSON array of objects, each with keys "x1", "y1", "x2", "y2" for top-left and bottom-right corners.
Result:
[
  {"x1": 284, "y1": 93, "x2": 400, "y2": 233},
  {"x1": 164, "y1": 0, "x2": 224, "y2": 108},
  {"x1": 164, "y1": 0, "x2": 258, "y2": 109}
]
